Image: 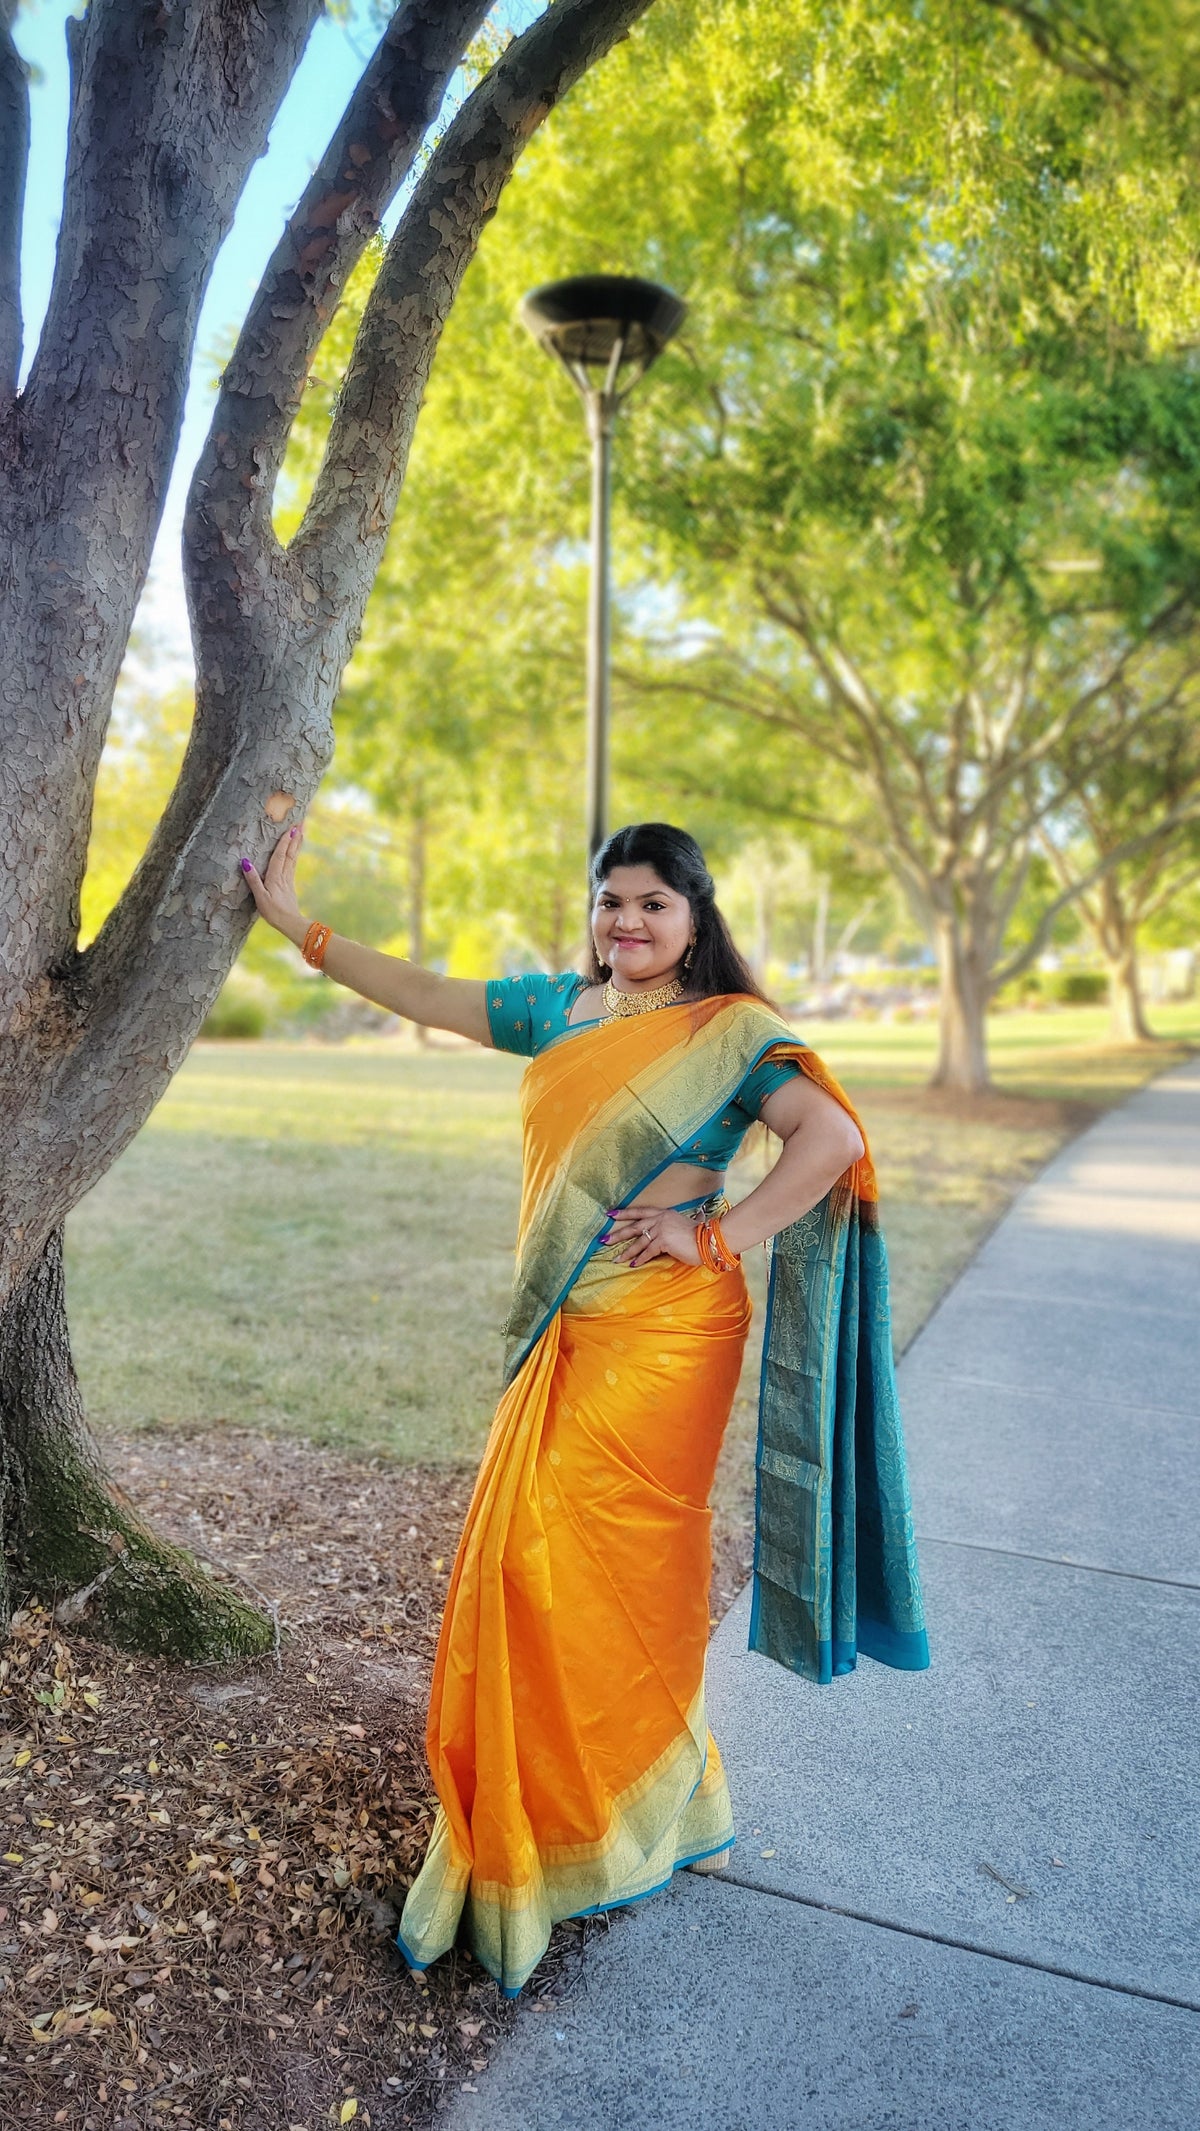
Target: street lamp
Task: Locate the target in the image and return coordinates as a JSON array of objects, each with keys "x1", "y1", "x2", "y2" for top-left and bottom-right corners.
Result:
[{"x1": 519, "y1": 273, "x2": 687, "y2": 870}]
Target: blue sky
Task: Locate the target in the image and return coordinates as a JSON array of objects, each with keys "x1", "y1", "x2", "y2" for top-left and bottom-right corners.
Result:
[{"x1": 14, "y1": 2, "x2": 539, "y2": 677}]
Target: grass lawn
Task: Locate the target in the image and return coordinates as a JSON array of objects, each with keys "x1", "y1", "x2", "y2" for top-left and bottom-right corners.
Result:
[{"x1": 66, "y1": 999, "x2": 1199, "y2": 1565}]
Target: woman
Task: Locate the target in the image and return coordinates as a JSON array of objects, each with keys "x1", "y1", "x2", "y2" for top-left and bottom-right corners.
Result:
[{"x1": 240, "y1": 819, "x2": 928, "y2": 1998}]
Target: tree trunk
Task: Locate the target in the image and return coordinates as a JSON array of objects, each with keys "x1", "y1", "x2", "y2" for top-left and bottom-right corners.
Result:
[
  {"x1": 1107, "y1": 938, "x2": 1156, "y2": 1043},
  {"x1": 930, "y1": 907, "x2": 992, "y2": 1093},
  {"x1": 409, "y1": 807, "x2": 428, "y2": 1047},
  {"x1": 0, "y1": 1230, "x2": 272, "y2": 1654},
  {"x1": 811, "y1": 876, "x2": 829, "y2": 984}
]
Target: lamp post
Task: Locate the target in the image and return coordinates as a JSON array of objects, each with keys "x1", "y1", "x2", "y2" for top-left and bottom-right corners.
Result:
[{"x1": 519, "y1": 274, "x2": 687, "y2": 870}]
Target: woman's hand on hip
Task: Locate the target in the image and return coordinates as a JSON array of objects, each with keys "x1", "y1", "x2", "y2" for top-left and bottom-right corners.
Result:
[
  {"x1": 604, "y1": 1204, "x2": 702, "y2": 1269},
  {"x1": 240, "y1": 823, "x2": 308, "y2": 947}
]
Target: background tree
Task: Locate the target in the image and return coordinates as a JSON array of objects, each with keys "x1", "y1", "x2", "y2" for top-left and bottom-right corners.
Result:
[
  {"x1": 308, "y1": 0, "x2": 1200, "y2": 1093},
  {"x1": 1039, "y1": 688, "x2": 1200, "y2": 1040},
  {"x1": 0, "y1": 0, "x2": 655, "y2": 1656}
]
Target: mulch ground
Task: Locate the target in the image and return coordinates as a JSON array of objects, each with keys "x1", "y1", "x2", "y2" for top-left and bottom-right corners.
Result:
[{"x1": 1, "y1": 1425, "x2": 750, "y2": 2131}]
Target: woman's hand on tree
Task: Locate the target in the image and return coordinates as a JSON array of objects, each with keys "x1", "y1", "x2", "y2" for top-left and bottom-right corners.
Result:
[
  {"x1": 240, "y1": 824, "x2": 308, "y2": 946},
  {"x1": 604, "y1": 1204, "x2": 703, "y2": 1270}
]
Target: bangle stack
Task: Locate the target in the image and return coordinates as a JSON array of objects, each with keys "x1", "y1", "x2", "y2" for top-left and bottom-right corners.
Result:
[
  {"x1": 695, "y1": 1213, "x2": 740, "y2": 1273},
  {"x1": 301, "y1": 919, "x2": 333, "y2": 971}
]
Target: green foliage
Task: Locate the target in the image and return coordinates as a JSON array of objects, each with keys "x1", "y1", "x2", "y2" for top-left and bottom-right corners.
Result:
[
  {"x1": 275, "y1": 0, "x2": 1200, "y2": 1028},
  {"x1": 200, "y1": 980, "x2": 271, "y2": 1041},
  {"x1": 1053, "y1": 968, "x2": 1108, "y2": 1004}
]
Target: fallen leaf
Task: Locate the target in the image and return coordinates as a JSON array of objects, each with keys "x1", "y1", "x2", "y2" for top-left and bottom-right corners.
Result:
[{"x1": 340, "y1": 2103, "x2": 359, "y2": 2124}]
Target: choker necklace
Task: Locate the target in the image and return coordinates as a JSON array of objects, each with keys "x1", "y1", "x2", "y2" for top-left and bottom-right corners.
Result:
[{"x1": 602, "y1": 975, "x2": 687, "y2": 1017}]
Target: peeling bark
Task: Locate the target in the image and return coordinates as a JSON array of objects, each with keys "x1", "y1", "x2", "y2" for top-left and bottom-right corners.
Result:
[{"x1": 0, "y1": 0, "x2": 658, "y2": 1653}]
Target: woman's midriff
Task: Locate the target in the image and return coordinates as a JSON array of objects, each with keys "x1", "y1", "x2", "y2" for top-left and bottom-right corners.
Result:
[{"x1": 622, "y1": 1160, "x2": 724, "y2": 1209}]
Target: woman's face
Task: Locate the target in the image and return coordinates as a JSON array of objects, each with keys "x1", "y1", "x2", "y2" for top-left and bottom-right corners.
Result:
[{"x1": 592, "y1": 865, "x2": 693, "y2": 988}]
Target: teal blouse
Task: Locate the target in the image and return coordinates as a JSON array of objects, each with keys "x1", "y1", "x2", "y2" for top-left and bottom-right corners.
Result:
[{"x1": 485, "y1": 972, "x2": 799, "y2": 1170}]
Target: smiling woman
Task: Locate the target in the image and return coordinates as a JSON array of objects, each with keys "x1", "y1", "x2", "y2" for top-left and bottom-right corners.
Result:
[{"x1": 240, "y1": 816, "x2": 929, "y2": 1995}]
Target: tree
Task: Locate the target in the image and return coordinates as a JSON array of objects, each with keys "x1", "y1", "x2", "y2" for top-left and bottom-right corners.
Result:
[
  {"x1": 1038, "y1": 686, "x2": 1200, "y2": 1040},
  {"x1": 281, "y1": 0, "x2": 1200, "y2": 1093},
  {"x1": 0, "y1": 0, "x2": 656, "y2": 1656}
]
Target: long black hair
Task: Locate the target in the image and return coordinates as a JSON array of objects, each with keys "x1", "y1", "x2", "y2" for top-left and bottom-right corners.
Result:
[{"x1": 587, "y1": 822, "x2": 772, "y2": 1006}]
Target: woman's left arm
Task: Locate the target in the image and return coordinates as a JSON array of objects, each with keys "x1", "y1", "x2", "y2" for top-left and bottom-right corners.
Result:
[
  {"x1": 609, "y1": 1074, "x2": 865, "y2": 1269},
  {"x1": 719, "y1": 1074, "x2": 865, "y2": 1254}
]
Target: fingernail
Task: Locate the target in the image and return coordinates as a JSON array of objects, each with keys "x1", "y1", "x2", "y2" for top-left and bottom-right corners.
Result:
[
  {"x1": 240, "y1": 858, "x2": 252, "y2": 873},
  {"x1": 289, "y1": 825, "x2": 299, "y2": 836}
]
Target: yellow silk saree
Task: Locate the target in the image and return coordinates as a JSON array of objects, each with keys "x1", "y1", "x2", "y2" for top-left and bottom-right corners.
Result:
[{"x1": 398, "y1": 996, "x2": 928, "y2": 1996}]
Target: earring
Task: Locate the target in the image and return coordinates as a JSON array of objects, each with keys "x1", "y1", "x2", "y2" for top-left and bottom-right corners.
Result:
[{"x1": 683, "y1": 936, "x2": 696, "y2": 972}]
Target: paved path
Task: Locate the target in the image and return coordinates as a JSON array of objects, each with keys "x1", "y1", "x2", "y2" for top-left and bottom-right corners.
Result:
[{"x1": 448, "y1": 1058, "x2": 1200, "y2": 2130}]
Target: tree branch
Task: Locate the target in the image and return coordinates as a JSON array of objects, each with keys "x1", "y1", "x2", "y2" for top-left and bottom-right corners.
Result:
[
  {"x1": 975, "y1": 0, "x2": 1138, "y2": 91},
  {"x1": 992, "y1": 797, "x2": 1200, "y2": 992},
  {"x1": 0, "y1": 0, "x2": 29, "y2": 407},
  {"x1": 294, "y1": 0, "x2": 656, "y2": 593},
  {"x1": 187, "y1": 0, "x2": 494, "y2": 561},
  {"x1": 20, "y1": 0, "x2": 323, "y2": 529}
]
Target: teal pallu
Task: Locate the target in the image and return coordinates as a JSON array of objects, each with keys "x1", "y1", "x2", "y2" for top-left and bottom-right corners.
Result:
[
  {"x1": 501, "y1": 992, "x2": 929, "y2": 1689},
  {"x1": 751, "y1": 1177, "x2": 929, "y2": 1683}
]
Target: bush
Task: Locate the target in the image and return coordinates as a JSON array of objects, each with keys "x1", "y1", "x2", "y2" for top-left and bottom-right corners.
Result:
[
  {"x1": 201, "y1": 974, "x2": 272, "y2": 1039},
  {"x1": 1053, "y1": 969, "x2": 1107, "y2": 1006}
]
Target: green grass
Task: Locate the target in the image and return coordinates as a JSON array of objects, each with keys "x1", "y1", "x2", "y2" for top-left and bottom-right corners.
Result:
[{"x1": 66, "y1": 1005, "x2": 1199, "y2": 1479}]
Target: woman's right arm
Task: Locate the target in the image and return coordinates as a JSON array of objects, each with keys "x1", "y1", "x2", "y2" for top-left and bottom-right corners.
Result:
[{"x1": 240, "y1": 824, "x2": 492, "y2": 1046}]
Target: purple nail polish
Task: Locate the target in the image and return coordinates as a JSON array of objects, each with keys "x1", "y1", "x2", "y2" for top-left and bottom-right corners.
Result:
[{"x1": 240, "y1": 858, "x2": 252, "y2": 872}]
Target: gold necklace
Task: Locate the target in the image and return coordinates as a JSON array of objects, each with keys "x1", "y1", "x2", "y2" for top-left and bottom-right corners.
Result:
[{"x1": 602, "y1": 975, "x2": 687, "y2": 1018}]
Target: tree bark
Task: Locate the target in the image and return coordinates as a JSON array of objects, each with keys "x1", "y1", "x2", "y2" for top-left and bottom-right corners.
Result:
[
  {"x1": 0, "y1": 1230, "x2": 271, "y2": 1655},
  {"x1": 1106, "y1": 938, "x2": 1155, "y2": 1043},
  {"x1": 930, "y1": 905, "x2": 993, "y2": 1093}
]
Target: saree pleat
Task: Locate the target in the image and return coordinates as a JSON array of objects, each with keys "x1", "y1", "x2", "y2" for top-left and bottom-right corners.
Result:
[
  {"x1": 399, "y1": 994, "x2": 929, "y2": 1997},
  {"x1": 399, "y1": 1253, "x2": 749, "y2": 1995}
]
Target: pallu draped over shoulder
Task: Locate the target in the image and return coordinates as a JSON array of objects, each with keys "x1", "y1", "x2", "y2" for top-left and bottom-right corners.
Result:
[{"x1": 398, "y1": 994, "x2": 928, "y2": 1996}]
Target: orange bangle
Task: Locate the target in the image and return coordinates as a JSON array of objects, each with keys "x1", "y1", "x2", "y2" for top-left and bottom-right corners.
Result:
[
  {"x1": 301, "y1": 920, "x2": 333, "y2": 970},
  {"x1": 696, "y1": 1218, "x2": 737, "y2": 1275}
]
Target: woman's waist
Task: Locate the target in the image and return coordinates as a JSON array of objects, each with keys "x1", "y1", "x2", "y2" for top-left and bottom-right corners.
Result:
[
  {"x1": 591, "y1": 1187, "x2": 730, "y2": 1266},
  {"x1": 612, "y1": 1161, "x2": 727, "y2": 1210}
]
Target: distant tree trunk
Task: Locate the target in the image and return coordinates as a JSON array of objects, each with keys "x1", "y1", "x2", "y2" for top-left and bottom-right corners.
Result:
[
  {"x1": 1106, "y1": 936, "x2": 1155, "y2": 1043},
  {"x1": 408, "y1": 806, "x2": 428, "y2": 1047},
  {"x1": 0, "y1": 0, "x2": 656, "y2": 1651},
  {"x1": 930, "y1": 902, "x2": 992, "y2": 1094},
  {"x1": 754, "y1": 867, "x2": 773, "y2": 983},
  {"x1": 811, "y1": 876, "x2": 830, "y2": 984}
]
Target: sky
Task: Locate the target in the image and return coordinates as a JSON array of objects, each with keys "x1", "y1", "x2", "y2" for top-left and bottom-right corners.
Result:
[{"x1": 14, "y1": 2, "x2": 540, "y2": 682}]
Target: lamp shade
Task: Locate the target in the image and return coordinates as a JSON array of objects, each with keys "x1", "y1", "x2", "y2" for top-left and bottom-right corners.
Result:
[{"x1": 519, "y1": 274, "x2": 687, "y2": 388}]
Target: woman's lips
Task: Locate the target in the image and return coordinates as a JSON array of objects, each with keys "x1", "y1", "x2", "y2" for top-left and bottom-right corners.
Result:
[{"x1": 611, "y1": 938, "x2": 651, "y2": 948}]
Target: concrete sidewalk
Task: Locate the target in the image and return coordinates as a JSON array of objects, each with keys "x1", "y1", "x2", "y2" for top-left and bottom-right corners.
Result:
[{"x1": 448, "y1": 1058, "x2": 1200, "y2": 2130}]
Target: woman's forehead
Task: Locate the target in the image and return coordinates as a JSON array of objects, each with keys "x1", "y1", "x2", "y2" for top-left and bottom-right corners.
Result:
[{"x1": 597, "y1": 865, "x2": 679, "y2": 899}]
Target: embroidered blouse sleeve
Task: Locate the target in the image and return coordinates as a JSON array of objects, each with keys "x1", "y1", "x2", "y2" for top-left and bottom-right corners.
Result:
[
  {"x1": 731, "y1": 1055, "x2": 802, "y2": 1122},
  {"x1": 486, "y1": 974, "x2": 584, "y2": 1055}
]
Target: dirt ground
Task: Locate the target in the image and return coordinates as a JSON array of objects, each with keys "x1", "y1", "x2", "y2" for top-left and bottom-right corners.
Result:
[{"x1": 1, "y1": 1424, "x2": 750, "y2": 2131}]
